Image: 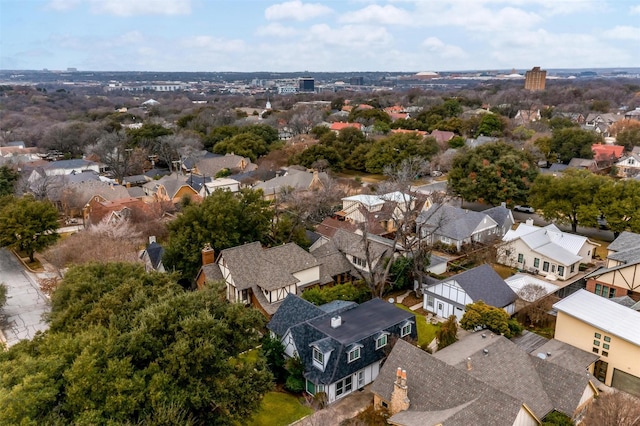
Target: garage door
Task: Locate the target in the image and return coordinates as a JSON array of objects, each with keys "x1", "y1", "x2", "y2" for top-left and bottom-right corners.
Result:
[{"x1": 611, "y1": 369, "x2": 640, "y2": 398}]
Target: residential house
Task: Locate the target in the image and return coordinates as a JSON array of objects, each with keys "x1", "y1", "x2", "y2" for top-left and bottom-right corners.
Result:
[
  {"x1": 591, "y1": 143, "x2": 624, "y2": 168},
  {"x1": 28, "y1": 159, "x2": 101, "y2": 180},
  {"x1": 422, "y1": 263, "x2": 518, "y2": 320},
  {"x1": 337, "y1": 192, "x2": 414, "y2": 235},
  {"x1": 567, "y1": 158, "x2": 598, "y2": 172},
  {"x1": 429, "y1": 129, "x2": 455, "y2": 145},
  {"x1": 142, "y1": 174, "x2": 200, "y2": 204},
  {"x1": 254, "y1": 168, "x2": 327, "y2": 200},
  {"x1": 584, "y1": 231, "x2": 640, "y2": 299},
  {"x1": 329, "y1": 122, "x2": 363, "y2": 134},
  {"x1": 372, "y1": 336, "x2": 597, "y2": 425},
  {"x1": 139, "y1": 237, "x2": 165, "y2": 273},
  {"x1": 624, "y1": 108, "x2": 640, "y2": 121},
  {"x1": 584, "y1": 113, "x2": 622, "y2": 137},
  {"x1": 83, "y1": 195, "x2": 152, "y2": 226},
  {"x1": 191, "y1": 153, "x2": 255, "y2": 177},
  {"x1": 268, "y1": 294, "x2": 417, "y2": 404},
  {"x1": 553, "y1": 289, "x2": 640, "y2": 396},
  {"x1": 615, "y1": 146, "x2": 640, "y2": 178},
  {"x1": 199, "y1": 177, "x2": 240, "y2": 197},
  {"x1": 504, "y1": 274, "x2": 560, "y2": 303},
  {"x1": 416, "y1": 204, "x2": 504, "y2": 252},
  {"x1": 195, "y1": 242, "x2": 322, "y2": 317},
  {"x1": 500, "y1": 220, "x2": 599, "y2": 281},
  {"x1": 514, "y1": 108, "x2": 541, "y2": 125},
  {"x1": 465, "y1": 135, "x2": 499, "y2": 149},
  {"x1": 557, "y1": 112, "x2": 585, "y2": 125}
]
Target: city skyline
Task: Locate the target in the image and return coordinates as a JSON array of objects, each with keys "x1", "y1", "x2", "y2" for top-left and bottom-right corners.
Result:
[{"x1": 1, "y1": 0, "x2": 639, "y2": 73}]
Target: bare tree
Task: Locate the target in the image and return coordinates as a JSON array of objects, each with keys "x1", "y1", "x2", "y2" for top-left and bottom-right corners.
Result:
[
  {"x1": 582, "y1": 391, "x2": 640, "y2": 426},
  {"x1": 87, "y1": 131, "x2": 143, "y2": 181},
  {"x1": 154, "y1": 133, "x2": 202, "y2": 172}
]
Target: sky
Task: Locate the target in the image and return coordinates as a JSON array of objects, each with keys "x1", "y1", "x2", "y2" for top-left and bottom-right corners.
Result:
[{"x1": 1, "y1": 0, "x2": 639, "y2": 73}]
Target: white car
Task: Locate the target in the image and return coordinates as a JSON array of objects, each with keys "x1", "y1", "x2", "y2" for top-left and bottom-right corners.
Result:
[{"x1": 513, "y1": 205, "x2": 535, "y2": 213}]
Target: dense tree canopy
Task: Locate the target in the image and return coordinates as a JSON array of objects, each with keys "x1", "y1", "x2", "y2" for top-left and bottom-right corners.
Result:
[
  {"x1": 448, "y1": 142, "x2": 539, "y2": 206},
  {"x1": 163, "y1": 189, "x2": 273, "y2": 282},
  {"x1": 290, "y1": 144, "x2": 344, "y2": 171},
  {"x1": 528, "y1": 169, "x2": 609, "y2": 232},
  {"x1": 0, "y1": 263, "x2": 272, "y2": 425},
  {"x1": 364, "y1": 133, "x2": 439, "y2": 174},
  {"x1": 213, "y1": 132, "x2": 267, "y2": 162},
  {"x1": 0, "y1": 166, "x2": 19, "y2": 197},
  {"x1": 0, "y1": 196, "x2": 59, "y2": 262},
  {"x1": 460, "y1": 301, "x2": 522, "y2": 338},
  {"x1": 550, "y1": 128, "x2": 600, "y2": 164},
  {"x1": 590, "y1": 179, "x2": 640, "y2": 237}
]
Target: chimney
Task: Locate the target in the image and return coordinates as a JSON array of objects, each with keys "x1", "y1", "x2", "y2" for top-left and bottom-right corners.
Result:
[
  {"x1": 390, "y1": 368, "x2": 410, "y2": 415},
  {"x1": 331, "y1": 316, "x2": 342, "y2": 328},
  {"x1": 202, "y1": 243, "x2": 215, "y2": 265},
  {"x1": 526, "y1": 218, "x2": 534, "y2": 226},
  {"x1": 149, "y1": 236, "x2": 156, "y2": 244},
  {"x1": 467, "y1": 357, "x2": 472, "y2": 370}
]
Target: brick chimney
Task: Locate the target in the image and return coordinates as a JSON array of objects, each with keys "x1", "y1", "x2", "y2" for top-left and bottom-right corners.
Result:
[
  {"x1": 389, "y1": 368, "x2": 410, "y2": 415},
  {"x1": 202, "y1": 243, "x2": 215, "y2": 265}
]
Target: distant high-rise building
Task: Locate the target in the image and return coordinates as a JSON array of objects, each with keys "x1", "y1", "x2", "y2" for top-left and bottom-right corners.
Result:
[
  {"x1": 299, "y1": 77, "x2": 315, "y2": 93},
  {"x1": 349, "y1": 76, "x2": 364, "y2": 86},
  {"x1": 524, "y1": 67, "x2": 546, "y2": 91}
]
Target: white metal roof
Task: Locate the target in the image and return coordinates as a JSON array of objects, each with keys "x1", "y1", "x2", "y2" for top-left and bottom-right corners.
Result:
[
  {"x1": 553, "y1": 290, "x2": 640, "y2": 346},
  {"x1": 504, "y1": 274, "x2": 560, "y2": 302},
  {"x1": 504, "y1": 223, "x2": 587, "y2": 265}
]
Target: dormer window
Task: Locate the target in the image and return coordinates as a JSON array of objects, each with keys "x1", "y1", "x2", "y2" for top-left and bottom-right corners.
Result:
[
  {"x1": 401, "y1": 322, "x2": 412, "y2": 337},
  {"x1": 376, "y1": 333, "x2": 388, "y2": 350},
  {"x1": 347, "y1": 345, "x2": 361, "y2": 363},
  {"x1": 313, "y1": 348, "x2": 324, "y2": 366}
]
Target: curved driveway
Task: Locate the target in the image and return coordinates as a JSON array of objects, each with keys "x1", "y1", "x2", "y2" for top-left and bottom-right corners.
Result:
[{"x1": 0, "y1": 249, "x2": 50, "y2": 348}]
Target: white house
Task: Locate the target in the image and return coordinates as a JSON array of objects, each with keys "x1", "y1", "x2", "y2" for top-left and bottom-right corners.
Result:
[
  {"x1": 500, "y1": 220, "x2": 599, "y2": 281},
  {"x1": 199, "y1": 177, "x2": 240, "y2": 197}
]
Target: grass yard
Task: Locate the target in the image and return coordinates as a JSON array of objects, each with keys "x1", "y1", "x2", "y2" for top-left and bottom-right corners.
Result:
[
  {"x1": 246, "y1": 391, "x2": 313, "y2": 426},
  {"x1": 395, "y1": 303, "x2": 440, "y2": 347}
]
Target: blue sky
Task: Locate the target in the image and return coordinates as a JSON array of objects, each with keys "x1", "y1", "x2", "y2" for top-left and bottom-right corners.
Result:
[{"x1": 1, "y1": 0, "x2": 639, "y2": 72}]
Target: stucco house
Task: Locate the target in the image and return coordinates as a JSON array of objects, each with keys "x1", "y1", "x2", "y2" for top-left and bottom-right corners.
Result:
[
  {"x1": 142, "y1": 174, "x2": 200, "y2": 204},
  {"x1": 268, "y1": 294, "x2": 417, "y2": 404},
  {"x1": 500, "y1": 220, "x2": 599, "y2": 281},
  {"x1": 553, "y1": 290, "x2": 640, "y2": 397},
  {"x1": 372, "y1": 335, "x2": 598, "y2": 425},
  {"x1": 422, "y1": 263, "x2": 517, "y2": 320}
]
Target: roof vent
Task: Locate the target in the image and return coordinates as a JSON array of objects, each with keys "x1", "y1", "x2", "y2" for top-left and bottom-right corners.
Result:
[
  {"x1": 483, "y1": 349, "x2": 489, "y2": 355},
  {"x1": 481, "y1": 333, "x2": 486, "y2": 338},
  {"x1": 331, "y1": 316, "x2": 342, "y2": 328},
  {"x1": 546, "y1": 352, "x2": 552, "y2": 357},
  {"x1": 537, "y1": 353, "x2": 547, "y2": 360}
]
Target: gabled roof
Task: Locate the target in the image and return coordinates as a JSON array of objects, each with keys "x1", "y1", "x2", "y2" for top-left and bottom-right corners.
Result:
[
  {"x1": 42, "y1": 158, "x2": 98, "y2": 170},
  {"x1": 371, "y1": 339, "x2": 524, "y2": 426},
  {"x1": 553, "y1": 289, "x2": 640, "y2": 346},
  {"x1": 309, "y1": 240, "x2": 355, "y2": 284},
  {"x1": 607, "y1": 231, "x2": 640, "y2": 253},
  {"x1": 430, "y1": 129, "x2": 455, "y2": 143},
  {"x1": 592, "y1": 144, "x2": 624, "y2": 162},
  {"x1": 315, "y1": 217, "x2": 358, "y2": 239},
  {"x1": 433, "y1": 332, "x2": 595, "y2": 420},
  {"x1": 268, "y1": 294, "x2": 325, "y2": 337},
  {"x1": 417, "y1": 204, "x2": 498, "y2": 241},
  {"x1": 483, "y1": 205, "x2": 513, "y2": 229},
  {"x1": 329, "y1": 122, "x2": 362, "y2": 131},
  {"x1": 331, "y1": 228, "x2": 395, "y2": 261},
  {"x1": 427, "y1": 263, "x2": 517, "y2": 308},
  {"x1": 194, "y1": 154, "x2": 255, "y2": 177},
  {"x1": 142, "y1": 241, "x2": 164, "y2": 270},
  {"x1": 254, "y1": 168, "x2": 328, "y2": 196},
  {"x1": 220, "y1": 242, "x2": 319, "y2": 291},
  {"x1": 503, "y1": 223, "x2": 590, "y2": 266}
]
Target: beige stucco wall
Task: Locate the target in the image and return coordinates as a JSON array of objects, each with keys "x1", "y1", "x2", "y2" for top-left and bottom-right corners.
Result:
[
  {"x1": 294, "y1": 266, "x2": 320, "y2": 287},
  {"x1": 555, "y1": 311, "x2": 640, "y2": 386}
]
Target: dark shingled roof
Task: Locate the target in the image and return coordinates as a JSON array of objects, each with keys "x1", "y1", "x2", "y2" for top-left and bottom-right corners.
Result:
[
  {"x1": 417, "y1": 204, "x2": 498, "y2": 242},
  {"x1": 371, "y1": 339, "x2": 523, "y2": 426},
  {"x1": 426, "y1": 263, "x2": 517, "y2": 308},
  {"x1": 144, "y1": 241, "x2": 164, "y2": 270},
  {"x1": 268, "y1": 294, "x2": 325, "y2": 337},
  {"x1": 607, "y1": 231, "x2": 640, "y2": 252}
]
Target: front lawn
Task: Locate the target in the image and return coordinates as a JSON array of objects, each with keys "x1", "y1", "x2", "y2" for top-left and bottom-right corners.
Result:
[
  {"x1": 395, "y1": 303, "x2": 440, "y2": 347},
  {"x1": 246, "y1": 391, "x2": 313, "y2": 426}
]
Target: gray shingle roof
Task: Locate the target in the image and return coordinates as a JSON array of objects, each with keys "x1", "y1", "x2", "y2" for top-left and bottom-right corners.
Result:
[
  {"x1": 606, "y1": 231, "x2": 640, "y2": 255},
  {"x1": 427, "y1": 263, "x2": 517, "y2": 308},
  {"x1": 310, "y1": 240, "x2": 356, "y2": 284},
  {"x1": 267, "y1": 294, "x2": 325, "y2": 337},
  {"x1": 483, "y1": 205, "x2": 513, "y2": 230},
  {"x1": 143, "y1": 242, "x2": 164, "y2": 270},
  {"x1": 530, "y1": 339, "x2": 599, "y2": 376},
  {"x1": 371, "y1": 339, "x2": 523, "y2": 426},
  {"x1": 417, "y1": 204, "x2": 497, "y2": 242},
  {"x1": 195, "y1": 154, "x2": 255, "y2": 177}
]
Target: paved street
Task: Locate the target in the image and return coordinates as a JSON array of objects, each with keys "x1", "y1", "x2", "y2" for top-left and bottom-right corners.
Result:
[{"x1": 0, "y1": 248, "x2": 50, "y2": 347}]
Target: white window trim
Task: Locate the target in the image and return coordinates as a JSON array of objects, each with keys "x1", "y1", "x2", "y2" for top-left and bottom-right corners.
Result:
[
  {"x1": 376, "y1": 333, "x2": 389, "y2": 350},
  {"x1": 312, "y1": 347, "x2": 324, "y2": 366},
  {"x1": 401, "y1": 322, "x2": 412, "y2": 337},
  {"x1": 347, "y1": 345, "x2": 362, "y2": 363}
]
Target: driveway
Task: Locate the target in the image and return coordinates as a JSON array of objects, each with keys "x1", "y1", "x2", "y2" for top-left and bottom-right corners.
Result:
[{"x1": 0, "y1": 249, "x2": 50, "y2": 348}]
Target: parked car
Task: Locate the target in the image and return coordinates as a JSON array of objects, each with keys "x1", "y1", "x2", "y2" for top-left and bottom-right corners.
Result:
[
  {"x1": 430, "y1": 170, "x2": 443, "y2": 177},
  {"x1": 513, "y1": 205, "x2": 535, "y2": 213},
  {"x1": 597, "y1": 215, "x2": 609, "y2": 230}
]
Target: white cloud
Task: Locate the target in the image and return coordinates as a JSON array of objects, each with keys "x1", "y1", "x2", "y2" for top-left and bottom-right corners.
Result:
[
  {"x1": 422, "y1": 37, "x2": 467, "y2": 59},
  {"x1": 632, "y1": 5, "x2": 640, "y2": 14},
  {"x1": 603, "y1": 26, "x2": 640, "y2": 41},
  {"x1": 90, "y1": 0, "x2": 192, "y2": 16},
  {"x1": 46, "y1": 0, "x2": 82, "y2": 11},
  {"x1": 339, "y1": 4, "x2": 414, "y2": 25},
  {"x1": 180, "y1": 36, "x2": 246, "y2": 53},
  {"x1": 265, "y1": 1, "x2": 332, "y2": 21},
  {"x1": 255, "y1": 23, "x2": 298, "y2": 38},
  {"x1": 307, "y1": 24, "x2": 393, "y2": 49}
]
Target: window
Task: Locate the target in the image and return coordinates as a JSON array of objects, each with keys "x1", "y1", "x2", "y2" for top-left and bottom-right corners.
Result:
[
  {"x1": 604, "y1": 336, "x2": 611, "y2": 342},
  {"x1": 376, "y1": 334, "x2": 388, "y2": 350},
  {"x1": 518, "y1": 253, "x2": 524, "y2": 263},
  {"x1": 551, "y1": 264, "x2": 556, "y2": 273},
  {"x1": 592, "y1": 347, "x2": 599, "y2": 354},
  {"x1": 602, "y1": 351, "x2": 609, "y2": 357},
  {"x1": 594, "y1": 333, "x2": 602, "y2": 339},
  {"x1": 603, "y1": 344, "x2": 610, "y2": 350},
  {"x1": 401, "y1": 323, "x2": 412, "y2": 337},
  {"x1": 336, "y1": 376, "x2": 353, "y2": 398},
  {"x1": 441, "y1": 236, "x2": 451, "y2": 244},
  {"x1": 543, "y1": 261, "x2": 550, "y2": 272},
  {"x1": 352, "y1": 256, "x2": 366, "y2": 267},
  {"x1": 427, "y1": 295, "x2": 434, "y2": 307},
  {"x1": 595, "y1": 284, "x2": 602, "y2": 295},
  {"x1": 381, "y1": 401, "x2": 388, "y2": 408},
  {"x1": 609, "y1": 287, "x2": 616, "y2": 298},
  {"x1": 593, "y1": 340, "x2": 600, "y2": 346},
  {"x1": 595, "y1": 284, "x2": 616, "y2": 298},
  {"x1": 357, "y1": 370, "x2": 365, "y2": 388},
  {"x1": 558, "y1": 266, "x2": 565, "y2": 277},
  {"x1": 348, "y1": 347, "x2": 361, "y2": 363},
  {"x1": 313, "y1": 348, "x2": 324, "y2": 365},
  {"x1": 534, "y1": 258, "x2": 540, "y2": 268},
  {"x1": 306, "y1": 380, "x2": 315, "y2": 394}
]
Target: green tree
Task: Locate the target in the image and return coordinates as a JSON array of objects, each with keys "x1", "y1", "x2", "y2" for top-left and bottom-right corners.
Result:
[
  {"x1": 448, "y1": 142, "x2": 539, "y2": 206},
  {"x1": 213, "y1": 132, "x2": 267, "y2": 162},
  {"x1": 0, "y1": 196, "x2": 59, "y2": 262},
  {"x1": 529, "y1": 169, "x2": 608, "y2": 232},
  {"x1": 261, "y1": 335, "x2": 287, "y2": 383},
  {"x1": 204, "y1": 125, "x2": 241, "y2": 151},
  {"x1": 388, "y1": 257, "x2": 414, "y2": 292},
  {"x1": 593, "y1": 179, "x2": 640, "y2": 238},
  {"x1": 364, "y1": 133, "x2": 438, "y2": 174},
  {"x1": 0, "y1": 166, "x2": 19, "y2": 197},
  {"x1": 476, "y1": 113, "x2": 505, "y2": 137},
  {"x1": 0, "y1": 264, "x2": 272, "y2": 425},
  {"x1": 284, "y1": 356, "x2": 305, "y2": 393},
  {"x1": 436, "y1": 315, "x2": 458, "y2": 349},
  {"x1": 460, "y1": 301, "x2": 521, "y2": 338},
  {"x1": 348, "y1": 107, "x2": 391, "y2": 124},
  {"x1": 290, "y1": 144, "x2": 344, "y2": 171},
  {"x1": 163, "y1": 189, "x2": 273, "y2": 282},
  {"x1": 615, "y1": 125, "x2": 640, "y2": 152},
  {"x1": 550, "y1": 128, "x2": 600, "y2": 164},
  {"x1": 543, "y1": 410, "x2": 574, "y2": 425},
  {"x1": 126, "y1": 123, "x2": 173, "y2": 146},
  {"x1": 301, "y1": 282, "x2": 370, "y2": 305}
]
